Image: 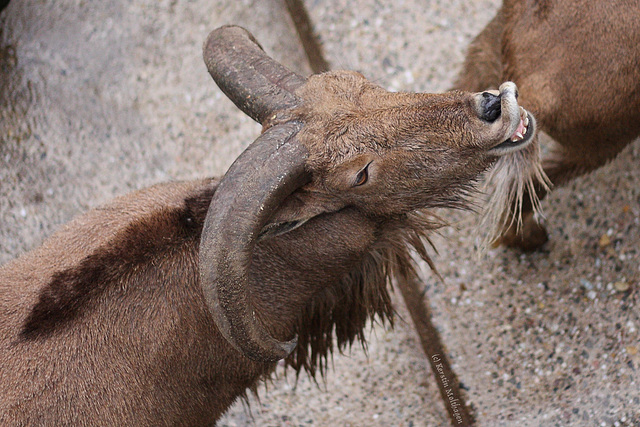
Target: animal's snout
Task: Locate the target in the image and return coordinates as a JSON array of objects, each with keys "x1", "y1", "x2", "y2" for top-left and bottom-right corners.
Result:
[
  {"x1": 480, "y1": 91, "x2": 501, "y2": 122},
  {"x1": 479, "y1": 82, "x2": 520, "y2": 123}
]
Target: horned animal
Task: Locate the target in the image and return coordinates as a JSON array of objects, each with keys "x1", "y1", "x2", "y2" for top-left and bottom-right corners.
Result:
[
  {"x1": 455, "y1": 0, "x2": 640, "y2": 250},
  {"x1": 0, "y1": 26, "x2": 537, "y2": 425}
]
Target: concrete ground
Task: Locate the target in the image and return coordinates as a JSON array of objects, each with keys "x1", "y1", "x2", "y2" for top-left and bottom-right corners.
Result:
[{"x1": 1, "y1": 0, "x2": 638, "y2": 425}]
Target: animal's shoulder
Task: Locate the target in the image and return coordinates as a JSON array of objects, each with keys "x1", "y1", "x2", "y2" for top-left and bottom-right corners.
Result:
[{"x1": 7, "y1": 178, "x2": 218, "y2": 340}]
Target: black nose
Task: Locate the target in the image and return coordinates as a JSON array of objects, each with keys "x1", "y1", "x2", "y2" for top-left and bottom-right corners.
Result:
[{"x1": 480, "y1": 91, "x2": 501, "y2": 122}]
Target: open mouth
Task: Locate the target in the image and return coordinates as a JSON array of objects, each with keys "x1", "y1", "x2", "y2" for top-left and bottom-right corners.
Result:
[{"x1": 489, "y1": 107, "x2": 535, "y2": 155}]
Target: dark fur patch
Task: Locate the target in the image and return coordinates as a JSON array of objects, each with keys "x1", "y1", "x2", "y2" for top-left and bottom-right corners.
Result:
[
  {"x1": 21, "y1": 184, "x2": 215, "y2": 339},
  {"x1": 533, "y1": 0, "x2": 553, "y2": 20}
]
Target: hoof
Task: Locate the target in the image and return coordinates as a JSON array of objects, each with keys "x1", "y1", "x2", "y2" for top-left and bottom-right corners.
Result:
[{"x1": 496, "y1": 211, "x2": 548, "y2": 251}]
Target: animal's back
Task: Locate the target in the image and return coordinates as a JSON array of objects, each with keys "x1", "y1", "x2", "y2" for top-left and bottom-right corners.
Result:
[{"x1": 0, "y1": 178, "x2": 235, "y2": 426}]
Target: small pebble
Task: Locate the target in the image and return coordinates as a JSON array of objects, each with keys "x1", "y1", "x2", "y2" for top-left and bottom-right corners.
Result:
[
  {"x1": 580, "y1": 279, "x2": 593, "y2": 290},
  {"x1": 599, "y1": 234, "x2": 611, "y2": 247},
  {"x1": 614, "y1": 281, "x2": 630, "y2": 292},
  {"x1": 626, "y1": 346, "x2": 638, "y2": 356}
]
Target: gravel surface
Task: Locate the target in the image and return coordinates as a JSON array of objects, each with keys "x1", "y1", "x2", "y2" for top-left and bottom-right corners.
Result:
[{"x1": 1, "y1": 1, "x2": 638, "y2": 425}]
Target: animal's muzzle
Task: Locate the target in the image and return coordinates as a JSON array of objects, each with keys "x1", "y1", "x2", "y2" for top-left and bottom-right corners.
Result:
[{"x1": 480, "y1": 91, "x2": 502, "y2": 122}]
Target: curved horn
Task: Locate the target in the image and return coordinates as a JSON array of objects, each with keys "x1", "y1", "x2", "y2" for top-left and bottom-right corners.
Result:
[
  {"x1": 203, "y1": 25, "x2": 307, "y2": 124},
  {"x1": 199, "y1": 122, "x2": 311, "y2": 362}
]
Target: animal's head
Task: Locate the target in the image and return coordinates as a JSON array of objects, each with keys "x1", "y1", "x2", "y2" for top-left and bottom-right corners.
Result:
[
  {"x1": 284, "y1": 71, "x2": 534, "y2": 221},
  {"x1": 199, "y1": 26, "x2": 536, "y2": 362}
]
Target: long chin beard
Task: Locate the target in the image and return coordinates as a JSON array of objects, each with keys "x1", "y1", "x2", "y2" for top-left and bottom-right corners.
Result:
[{"x1": 476, "y1": 135, "x2": 552, "y2": 251}]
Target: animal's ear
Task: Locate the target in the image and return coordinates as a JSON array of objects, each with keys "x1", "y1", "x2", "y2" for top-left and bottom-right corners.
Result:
[
  {"x1": 259, "y1": 154, "x2": 379, "y2": 240},
  {"x1": 325, "y1": 154, "x2": 377, "y2": 190},
  {"x1": 258, "y1": 186, "x2": 344, "y2": 240}
]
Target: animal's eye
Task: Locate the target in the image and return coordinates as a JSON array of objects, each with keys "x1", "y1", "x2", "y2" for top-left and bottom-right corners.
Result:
[{"x1": 353, "y1": 162, "x2": 371, "y2": 187}]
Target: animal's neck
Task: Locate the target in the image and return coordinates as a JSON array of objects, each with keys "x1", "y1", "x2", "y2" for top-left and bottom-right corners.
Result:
[
  {"x1": 248, "y1": 208, "x2": 379, "y2": 341},
  {"x1": 247, "y1": 210, "x2": 437, "y2": 379}
]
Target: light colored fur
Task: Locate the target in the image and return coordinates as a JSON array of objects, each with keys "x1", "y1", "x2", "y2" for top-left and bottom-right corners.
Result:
[{"x1": 478, "y1": 133, "x2": 551, "y2": 250}]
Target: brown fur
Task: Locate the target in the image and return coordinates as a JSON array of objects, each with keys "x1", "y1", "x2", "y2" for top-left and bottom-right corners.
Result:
[
  {"x1": 1, "y1": 65, "x2": 535, "y2": 424},
  {"x1": 0, "y1": 179, "x2": 438, "y2": 425},
  {"x1": 455, "y1": 0, "x2": 640, "y2": 250}
]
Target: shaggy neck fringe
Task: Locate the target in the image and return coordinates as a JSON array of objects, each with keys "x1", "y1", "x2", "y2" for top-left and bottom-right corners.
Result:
[{"x1": 284, "y1": 211, "x2": 443, "y2": 380}]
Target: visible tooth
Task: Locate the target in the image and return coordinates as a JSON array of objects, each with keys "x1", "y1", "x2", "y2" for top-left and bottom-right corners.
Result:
[
  {"x1": 516, "y1": 132, "x2": 524, "y2": 140},
  {"x1": 524, "y1": 115, "x2": 529, "y2": 126},
  {"x1": 522, "y1": 126, "x2": 527, "y2": 135}
]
